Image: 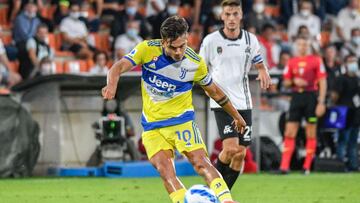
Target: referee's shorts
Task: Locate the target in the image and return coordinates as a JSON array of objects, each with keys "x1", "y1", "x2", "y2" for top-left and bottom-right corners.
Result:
[{"x1": 286, "y1": 92, "x2": 318, "y2": 124}]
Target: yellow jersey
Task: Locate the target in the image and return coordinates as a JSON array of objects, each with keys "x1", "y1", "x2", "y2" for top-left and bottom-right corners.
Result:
[{"x1": 124, "y1": 39, "x2": 212, "y2": 131}]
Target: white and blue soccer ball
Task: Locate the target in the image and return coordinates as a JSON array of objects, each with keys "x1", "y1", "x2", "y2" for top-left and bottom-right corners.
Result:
[{"x1": 184, "y1": 184, "x2": 219, "y2": 203}]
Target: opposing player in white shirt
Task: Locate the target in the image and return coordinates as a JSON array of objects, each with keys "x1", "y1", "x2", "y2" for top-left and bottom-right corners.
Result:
[{"x1": 200, "y1": 0, "x2": 271, "y2": 190}]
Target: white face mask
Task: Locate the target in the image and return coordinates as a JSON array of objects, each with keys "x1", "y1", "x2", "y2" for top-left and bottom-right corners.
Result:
[
  {"x1": 126, "y1": 7, "x2": 137, "y2": 16},
  {"x1": 352, "y1": 36, "x2": 360, "y2": 46},
  {"x1": 167, "y1": 6, "x2": 178, "y2": 15},
  {"x1": 126, "y1": 28, "x2": 139, "y2": 39},
  {"x1": 70, "y1": 12, "x2": 80, "y2": 19},
  {"x1": 253, "y1": 3, "x2": 265, "y2": 14},
  {"x1": 300, "y1": 9, "x2": 311, "y2": 17},
  {"x1": 347, "y1": 62, "x2": 359, "y2": 73},
  {"x1": 40, "y1": 63, "x2": 53, "y2": 75},
  {"x1": 25, "y1": 11, "x2": 37, "y2": 18},
  {"x1": 212, "y1": 6, "x2": 222, "y2": 17}
]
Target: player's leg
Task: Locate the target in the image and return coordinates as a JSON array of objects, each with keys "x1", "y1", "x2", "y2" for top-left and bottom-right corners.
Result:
[
  {"x1": 149, "y1": 150, "x2": 186, "y2": 203},
  {"x1": 279, "y1": 94, "x2": 302, "y2": 172},
  {"x1": 173, "y1": 121, "x2": 234, "y2": 202},
  {"x1": 142, "y1": 129, "x2": 186, "y2": 203},
  {"x1": 303, "y1": 123, "x2": 317, "y2": 173},
  {"x1": 226, "y1": 110, "x2": 252, "y2": 189},
  {"x1": 303, "y1": 93, "x2": 318, "y2": 173},
  {"x1": 213, "y1": 110, "x2": 241, "y2": 187},
  {"x1": 184, "y1": 149, "x2": 234, "y2": 203}
]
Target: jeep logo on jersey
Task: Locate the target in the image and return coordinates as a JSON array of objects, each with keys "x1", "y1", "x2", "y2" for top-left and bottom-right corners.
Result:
[
  {"x1": 217, "y1": 46, "x2": 222, "y2": 54},
  {"x1": 179, "y1": 67, "x2": 188, "y2": 79},
  {"x1": 149, "y1": 75, "x2": 176, "y2": 92}
]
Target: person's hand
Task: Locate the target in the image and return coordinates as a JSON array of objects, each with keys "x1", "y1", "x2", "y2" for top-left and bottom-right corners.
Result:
[
  {"x1": 102, "y1": 84, "x2": 117, "y2": 99},
  {"x1": 293, "y1": 77, "x2": 308, "y2": 87},
  {"x1": 231, "y1": 117, "x2": 247, "y2": 134},
  {"x1": 315, "y1": 103, "x2": 326, "y2": 117},
  {"x1": 256, "y1": 68, "x2": 271, "y2": 90}
]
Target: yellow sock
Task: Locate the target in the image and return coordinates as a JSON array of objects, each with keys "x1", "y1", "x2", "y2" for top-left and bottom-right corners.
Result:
[
  {"x1": 169, "y1": 188, "x2": 187, "y2": 203},
  {"x1": 210, "y1": 178, "x2": 233, "y2": 202}
]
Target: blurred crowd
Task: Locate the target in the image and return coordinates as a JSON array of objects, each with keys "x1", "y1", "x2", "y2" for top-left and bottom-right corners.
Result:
[{"x1": 0, "y1": 0, "x2": 359, "y2": 170}]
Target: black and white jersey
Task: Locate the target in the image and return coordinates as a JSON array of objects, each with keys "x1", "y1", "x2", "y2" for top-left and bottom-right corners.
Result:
[{"x1": 199, "y1": 29, "x2": 264, "y2": 110}]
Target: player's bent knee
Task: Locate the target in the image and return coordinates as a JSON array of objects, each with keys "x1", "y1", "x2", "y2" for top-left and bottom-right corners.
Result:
[
  {"x1": 233, "y1": 148, "x2": 246, "y2": 161},
  {"x1": 222, "y1": 146, "x2": 240, "y2": 159}
]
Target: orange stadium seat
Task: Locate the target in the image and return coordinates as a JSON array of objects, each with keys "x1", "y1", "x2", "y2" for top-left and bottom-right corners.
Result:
[
  {"x1": 89, "y1": 33, "x2": 110, "y2": 52},
  {"x1": 63, "y1": 60, "x2": 89, "y2": 73},
  {"x1": 1, "y1": 34, "x2": 12, "y2": 45},
  {"x1": 8, "y1": 61, "x2": 19, "y2": 73},
  {"x1": 39, "y1": 5, "x2": 56, "y2": 20},
  {"x1": 178, "y1": 5, "x2": 192, "y2": 19},
  {"x1": 53, "y1": 61, "x2": 64, "y2": 74},
  {"x1": 0, "y1": 6, "x2": 9, "y2": 26},
  {"x1": 320, "y1": 31, "x2": 330, "y2": 47},
  {"x1": 265, "y1": 5, "x2": 280, "y2": 17}
]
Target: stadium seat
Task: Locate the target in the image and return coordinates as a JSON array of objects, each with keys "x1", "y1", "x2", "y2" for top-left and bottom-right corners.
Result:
[
  {"x1": 8, "y1": 61, "x2": 19, "y2": 73},
  {"x1": 0, "y1": 6, "x2": 8, "y2": 26},
  {"x1": 178, "y1": 5, "x2": 192, "y2": 19},
  {"x1": 265, "y1": 5, "x2": 280, "y2": 17},
  {"x1": 39, "y1": 5, "x2": 56, "y2": 20},
  {"x1": 53, "y1": 61, "x2": 64, "y2": 74},
  {"x1": 1, "y1": 34, "x2": 12, "y2": 45},
  {"x1": 320, "y1": 31, "x2": 330, "y2": 47},
  {"x1": 188, "y1": 32, "x2": 201, "y2": 51},
  {"x1": 89, "y1": 33, "x2": 110, "y2": 52},
  {"x1": 63, "y1": 60, "x2": 89, "y2": 73}
]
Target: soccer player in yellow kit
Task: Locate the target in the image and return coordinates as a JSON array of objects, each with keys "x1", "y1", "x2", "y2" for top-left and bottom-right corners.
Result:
[{"x1": 102, "y1": 15, "x2": 245, "y2": 203}]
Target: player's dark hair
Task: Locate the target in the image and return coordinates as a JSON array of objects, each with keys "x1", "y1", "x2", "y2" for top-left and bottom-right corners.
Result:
[
  {"x1": 221, "y1": 0, "x2": 241, "y2": 7},
  {"x1": 160, "y1": 15, "x2": 189, "y2": 42}
]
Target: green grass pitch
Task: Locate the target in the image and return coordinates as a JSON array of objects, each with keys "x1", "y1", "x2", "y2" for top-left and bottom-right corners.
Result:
[{"x1": 0, "y1": 173, "x2": 359, "y2": 203}]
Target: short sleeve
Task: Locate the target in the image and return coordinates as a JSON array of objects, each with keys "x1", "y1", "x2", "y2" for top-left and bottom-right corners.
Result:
[
  {"x1": 199, "y1": 37, "x2": 210, "y2": 67},
  {"x1": 123, "y1": 40, "x2": 147, "y2": 66},
  {"x1": 251, "y1": 35, "x2": 264, "y2": 64},
  {"x1": 26, "y1": 38, "x2": 36, "y2": 51},
  {"x1": 194, "y1": 58, "x2": 212, "y2": 86}
]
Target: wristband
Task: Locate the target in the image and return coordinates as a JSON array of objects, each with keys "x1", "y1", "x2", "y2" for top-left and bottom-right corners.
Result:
[{"x1": 216, "y1": 96, "x2": 229, "y2": 107}]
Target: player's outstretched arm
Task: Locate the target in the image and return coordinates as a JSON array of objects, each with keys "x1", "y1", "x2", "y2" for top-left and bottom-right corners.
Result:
[
  {"x1": 102, "y1": 58, "x2": 134, "y2": 99},
  {"x1": 201, "y1": 82, "x2": 246, "y2": 133}
]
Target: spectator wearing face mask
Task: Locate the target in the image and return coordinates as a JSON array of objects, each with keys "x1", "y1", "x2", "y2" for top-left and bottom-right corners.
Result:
[
  {"x1": 287, "y1": 0, "x2": 321, "y2": 40},
  {"x1": 331, "y1": 0, "x2": 360, "y2": 44},
  {"x1": 12, "y1": 2, "x2": 41, "y2": 45},
  {"x1": 331, "y1": 54, "x2": 360, "y2": 172},
  {"x1": 89, "y1": 51, "x2": 109, "y2": 75},
  {"x1": 148, "y1": 0, "x2": 180, "y2": 39},
  {"x1": 341, "y1": 28, "x2": 360, "y2": 59},
  {"x1": 23, "y1": 24, "x2": 54, "y2": 80},
  {"x1": 60, "y1": 3, "x2": 95, "y2": 60},
  {"x1": 114, "y1": 20, "x2": 143, "y2": 60},
  {"x1": 110, "y1": 0, "x2": 151, "y2": 41},
  {"x1": 243, "y1": 0, "x2": 275, "y2": 34}
]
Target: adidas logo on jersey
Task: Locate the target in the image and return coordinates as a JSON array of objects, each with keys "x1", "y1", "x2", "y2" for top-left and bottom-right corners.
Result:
[
  {"x1": 148, "y1": 63, "x2": 156, "y2": 69},
  {"x1": 149, "y1": 75, "x2": 176, "y2": 92}
]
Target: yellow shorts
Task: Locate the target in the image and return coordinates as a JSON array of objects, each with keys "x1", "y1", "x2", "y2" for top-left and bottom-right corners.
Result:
[{"x1": 142, "y1": 121, "x2": 207, "y2": 159}]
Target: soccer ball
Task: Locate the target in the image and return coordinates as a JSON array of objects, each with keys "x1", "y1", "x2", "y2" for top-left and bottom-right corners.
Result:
[{"x1": 184, "y1": 184, "x2": 219, "y2": 203}]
